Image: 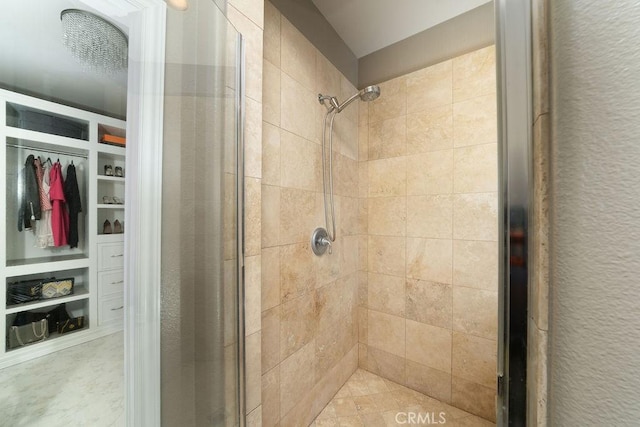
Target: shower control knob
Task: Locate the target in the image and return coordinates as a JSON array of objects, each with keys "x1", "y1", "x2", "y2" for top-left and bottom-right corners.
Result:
[
  {"x1": 311, "y1": 227, "x2": 332, "y2": 256},
  {"x1": 324, "y1": 238, "x2": 333, "y2": 255}
]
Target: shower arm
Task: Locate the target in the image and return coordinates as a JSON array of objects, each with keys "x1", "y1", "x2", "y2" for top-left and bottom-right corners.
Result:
[
  {"x1": 318, "y1": 94, "x2": 336, "y2": 112},
  {"x1": 318, "y1": 92, "x2": 359, "y2": 113},
  {"x1": 335, "y1": 92, "x2": 360, "y2": 112}
]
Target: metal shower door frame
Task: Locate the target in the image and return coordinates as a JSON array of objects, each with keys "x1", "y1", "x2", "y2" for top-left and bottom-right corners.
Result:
[
  {"x1": 236, "y1": 31, "x2": 247, "y2": 427},
  {"x1": 496, "y1": 0, "x2": 532, "y2": 425}
]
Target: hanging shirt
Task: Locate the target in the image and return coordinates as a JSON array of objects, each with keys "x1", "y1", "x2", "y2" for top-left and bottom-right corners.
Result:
[
  {"x1": 34, "y1": 158, "x2": 52, "y2": 210},
  {"x1": 49, "y1": 162, "x2": 69, "y2": 247},
  {"x1": 35, "y1": 160, "x2": 54, "y2": 248},
  {"x1": 63, "y1": 163, "x2": 82, "y2": 248},
  {"x1": 17, "y1": 154, "x2": 41, "y2": 231}
]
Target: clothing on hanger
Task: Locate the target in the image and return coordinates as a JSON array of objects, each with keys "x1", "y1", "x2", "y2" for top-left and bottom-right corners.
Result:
[
  {"x1": 17, "y1": 154, "x2": 41, "y2": 231},
  {"x1": 34, "y1": 156, "x2": 54, "y2": 248},
  {"x1": 63, "y1": 162, "x2": 82, "y2": 248},
  {"x1": 49, "y1": 161, "x2": 69, "y2": 247}
]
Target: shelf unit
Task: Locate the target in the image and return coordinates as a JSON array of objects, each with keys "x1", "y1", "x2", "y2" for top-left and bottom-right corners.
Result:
[
  {"x1": 0, "y1": 88, "x2": 126, "y2": 368},
  {"x1": 97, "y1": 176, "x2": 125, "y2": 183},
  {"x1": 6, "y1": 288, "x2": 90, "y2": 314},
  {"x1": 96, "y1": 204, "x2": 126, "y2": 209}
]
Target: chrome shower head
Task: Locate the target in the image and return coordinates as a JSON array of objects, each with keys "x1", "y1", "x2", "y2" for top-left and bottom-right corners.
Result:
[
  {"x1": 325, "y1": 85, "x2": 382, "y2": 113},
  {"x1": 359, "y1": 85, "x2": 380, "y2": 102}
]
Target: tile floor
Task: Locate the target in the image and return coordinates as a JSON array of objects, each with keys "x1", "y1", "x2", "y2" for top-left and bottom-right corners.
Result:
[
  {"x1": 0, "y1": 335, "x2": 494, "y2": 427},
  {"x1": 0, "y1": 331, "x2": 124, "y2": 427},
  {"x1": 311, "y1": 369, "x2": 495, "y2": 427}
]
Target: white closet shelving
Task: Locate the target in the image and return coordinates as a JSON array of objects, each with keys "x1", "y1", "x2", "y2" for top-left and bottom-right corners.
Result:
[{"x1": 0, "y1": 88, "x2": 126, "y2": 368}]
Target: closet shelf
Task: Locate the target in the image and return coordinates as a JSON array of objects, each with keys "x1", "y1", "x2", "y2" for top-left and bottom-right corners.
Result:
[
  {"x1": 6, "y1": 256, "x2": 90, "y2": 277},
  {"x1": 96, "y1": 144, "x2": 125, "y2": 156},
  {"x1": 97, "y1": 204, "x2": 125, "y2": 209},
  {"x1": 97, "y1": 234, "x2": 125, "y2": 243},
  {"x1": 5, "y1": 127, "x2": 90, "y2": 153},
  {"x1": 5, "y1": 327, "x2": 92, "y2": 354},
  {"x1": 97, "y1": 176, "x2": 125, "y2": 183},
  {"x1": 5, "y1": 287, "x2": 89, "y2": 314}
]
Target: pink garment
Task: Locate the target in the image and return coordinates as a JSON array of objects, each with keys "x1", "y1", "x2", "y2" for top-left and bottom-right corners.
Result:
[
  {"x1": 49, "y1": 162, "x2": 69, "y2": 247},
  {"x1": 34, "y1": 158, "x2": 52, "y2": 210},
  {"x1": 36, "y1": 162, "x2": 54, "y2": 248}
]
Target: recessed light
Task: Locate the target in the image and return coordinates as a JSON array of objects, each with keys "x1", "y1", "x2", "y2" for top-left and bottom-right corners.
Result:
[{"x1": 166, "y1": 0, "x2": 188, "y2": 11}]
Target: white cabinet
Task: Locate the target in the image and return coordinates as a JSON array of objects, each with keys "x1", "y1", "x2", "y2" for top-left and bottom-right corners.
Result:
[
  {"x1": 100, "y1": 296, "x2": 125, "y2": 324},
  {"x1": 97, "y1": 243, "x2": 124, "y2": 325},
  {"x1": 98, "y1": 270, "x2": 125, "y2": 297},
  {"x1": 0, "y1": 89, "x2": 126, "y2": 367},
  {"x1": 98, "y1": 243, "x2": 125, "y2": 271}
]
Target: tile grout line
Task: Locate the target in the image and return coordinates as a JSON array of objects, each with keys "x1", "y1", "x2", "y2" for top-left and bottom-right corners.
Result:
[
  {"x1": 450, "y1": 67, "x2": 455, "y2": 403},
  {"x1": 403, "y1": 78, "x2": 409, "y2": 384}
]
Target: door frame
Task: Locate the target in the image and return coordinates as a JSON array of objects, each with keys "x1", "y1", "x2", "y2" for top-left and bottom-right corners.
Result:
[
  {"x1": 495, "y1": 0, "x2": 532, "y2": 424},
  {"x1": 82, "y1": 0, "x2": 166, "y2": 424},
  {"x1": 122, "y1": 2, "x2": 166, "y2": 425},
  {"x1": 81, "y1": 0, "x2": 538, "y2": 425}
]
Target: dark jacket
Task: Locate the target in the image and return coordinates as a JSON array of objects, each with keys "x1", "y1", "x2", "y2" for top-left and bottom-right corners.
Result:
[
  {"x1": 63, "y1": 163, "x2": 82, "y2": 248},
  {"x1": 17, "y1": 154, "x2": 41, "y2": 231}
]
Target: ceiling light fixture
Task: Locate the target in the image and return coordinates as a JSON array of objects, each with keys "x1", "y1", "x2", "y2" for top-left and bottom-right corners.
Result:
[
  {"x1": 166, "y1": 0, "x2": 189, "y2": 11},
  {"x1": 60, "y1": 9, "x2": 128, "y2": 74}
]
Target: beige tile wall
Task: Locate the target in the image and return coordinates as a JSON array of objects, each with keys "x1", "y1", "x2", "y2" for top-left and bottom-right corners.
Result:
[
  {"x1": 358, "y1": 45, "x2": 499, "y2": 422},
  {"x1": 227, "y1": 0, "x2": 265, "y2": 422},
  {"x1": 261, "y1": 2, "x2": 360, "y2": 426},
  {"x1": 529, "y1": 0, "x2": 550, "y2": 425}
]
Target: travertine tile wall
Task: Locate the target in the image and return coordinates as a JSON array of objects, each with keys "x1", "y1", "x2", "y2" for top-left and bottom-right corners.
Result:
[
  {"x1": 261, "y1": 2, "x2": 360, "y2": 426},
  {"x1": 529, "y1": 0, "x2": 550, "y2": 425},
  {"x1": 358, "y1": 46, "x2": 499, "y2": 422},
  {"x1": 227, "y1": 0, "x2": 265, "y2": 425}
]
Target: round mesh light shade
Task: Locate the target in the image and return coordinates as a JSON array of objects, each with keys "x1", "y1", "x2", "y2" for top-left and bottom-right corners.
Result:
[{"x1": 60, "y1": 9, "x2": 128, "y2": 74}]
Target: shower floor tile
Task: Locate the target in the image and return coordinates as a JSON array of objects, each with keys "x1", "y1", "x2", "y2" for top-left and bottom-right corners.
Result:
[{"x1": 310, "y1": 369, "x2": 495, "y2": 427}]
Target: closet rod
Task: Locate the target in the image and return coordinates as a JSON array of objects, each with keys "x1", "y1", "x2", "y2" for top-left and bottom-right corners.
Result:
[{"x1": 6, "y1": 143, "x2": 88, "y2": 159}]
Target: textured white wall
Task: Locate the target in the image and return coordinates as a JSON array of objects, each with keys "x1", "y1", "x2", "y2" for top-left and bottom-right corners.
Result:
[{"x1": 549, "y1": 1, "x2": 640, "y2": 424}]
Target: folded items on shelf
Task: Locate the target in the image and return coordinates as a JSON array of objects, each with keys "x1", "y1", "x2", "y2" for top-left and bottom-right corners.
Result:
[{"x1": 100, "y1": 134, "x2": 126, "y2": 146}]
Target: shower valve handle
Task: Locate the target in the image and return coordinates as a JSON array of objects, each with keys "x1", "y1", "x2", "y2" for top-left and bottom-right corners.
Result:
[
  {"x1": 311, "y1": 227, "x2": 332, "y2": 256},
  {"x1": 320, "y1": 236, "x2": 332, "y2": 254}
]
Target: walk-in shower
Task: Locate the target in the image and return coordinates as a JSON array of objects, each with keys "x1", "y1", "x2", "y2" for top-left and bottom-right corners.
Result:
[{"x1": 311, "y1": 85, "x2": 381, "y2": 256}]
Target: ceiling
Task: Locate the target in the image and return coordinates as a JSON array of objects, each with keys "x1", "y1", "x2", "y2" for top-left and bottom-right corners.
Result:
[
  {"x1": 0, "y1": 0, "x2": 129, "y2": 119},
  {"x1": 312, "y1": 0, "x2": 493, "y2": 58},
  {"x1": 1, "y1": 0, "x2": 492, "y2": 117}
]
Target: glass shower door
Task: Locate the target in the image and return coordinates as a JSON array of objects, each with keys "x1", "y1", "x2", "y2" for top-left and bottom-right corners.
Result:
[{"x1": 161, "y1": 1, "x2": 243, "y2": 425}]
